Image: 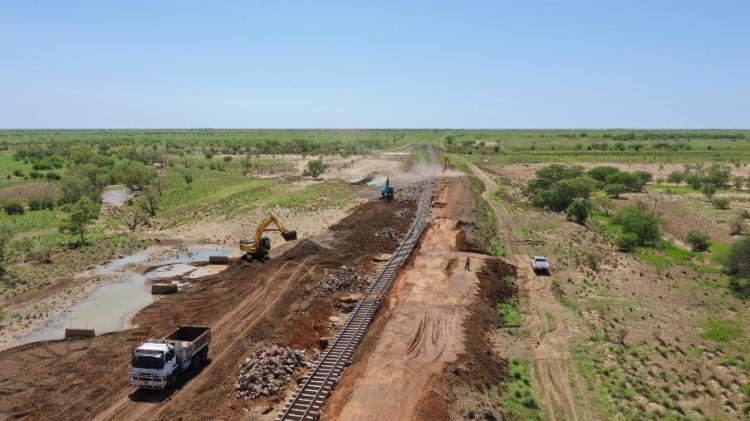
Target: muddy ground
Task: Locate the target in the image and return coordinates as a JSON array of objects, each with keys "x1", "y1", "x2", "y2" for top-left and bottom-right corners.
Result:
[{"x1": 0, "y1": 198, "x2": 416, "y2": 420}]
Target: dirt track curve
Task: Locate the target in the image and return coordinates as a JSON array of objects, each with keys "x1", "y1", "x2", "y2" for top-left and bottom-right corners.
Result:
[{"x1": 470, "y1": 164, "x2": 592, "y2": 421}]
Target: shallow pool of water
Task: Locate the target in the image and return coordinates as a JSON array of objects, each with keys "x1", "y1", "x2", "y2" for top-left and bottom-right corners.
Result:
[
  {"x1": 17, "y1": 273, "x2": 154, "y2": 345},
  {"x1": 158, "y1": 247, "x2": 234, "y2": 265},
  {"x1": 93, "y1": 250, "x2": 153, "y2": 275},
  {"x1": 14, "y1": 247, "x2": 234, "y2": 347},
  {"x1": 102, "y1": 185, "x2": 132, "y2": 207}
]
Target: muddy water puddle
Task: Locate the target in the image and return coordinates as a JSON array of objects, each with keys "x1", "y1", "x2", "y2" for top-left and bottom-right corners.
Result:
[
  {"x1": 101, "y1": 185, "x2": 132, "y2": 207},
  {"x1": 14, "y1": 247, "x2": 233, "y2": 346}
]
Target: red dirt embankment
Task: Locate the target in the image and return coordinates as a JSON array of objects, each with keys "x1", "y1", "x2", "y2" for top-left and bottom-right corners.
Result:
[{"x1": 0, "y1": 199, "x2": 415, "y2": 421}]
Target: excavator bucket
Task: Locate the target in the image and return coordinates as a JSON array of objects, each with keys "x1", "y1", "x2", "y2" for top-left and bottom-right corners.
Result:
[{"x1": 281, "y1": 230, "x2": 298, "y2": 241}]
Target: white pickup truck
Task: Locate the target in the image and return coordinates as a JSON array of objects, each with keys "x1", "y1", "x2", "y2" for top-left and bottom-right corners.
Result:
[
  {"x1": 130, "y1": 325, "x2": 210, "y2": 390},
  {"x1": 531, "y1": 256, "x2": 550, "y2": 274}
]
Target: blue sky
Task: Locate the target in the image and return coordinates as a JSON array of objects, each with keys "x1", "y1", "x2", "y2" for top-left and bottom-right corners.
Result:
[{"x1": 1, "y1": 1, "x2": 748, "y2": 128}]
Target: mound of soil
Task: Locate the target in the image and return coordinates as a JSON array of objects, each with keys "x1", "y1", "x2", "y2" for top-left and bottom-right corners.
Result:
[{"x1": 422, "y1": 258, "x2": 518, "y2": 420}]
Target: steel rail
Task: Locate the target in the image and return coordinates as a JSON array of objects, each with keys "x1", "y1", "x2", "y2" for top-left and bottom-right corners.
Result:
[{"x1": 277, "y1": 144, "x2": 436, "y2": 421}]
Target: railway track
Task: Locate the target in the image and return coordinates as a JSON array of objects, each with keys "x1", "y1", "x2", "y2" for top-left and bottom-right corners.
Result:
[{"x1": 277, "y1": 144, "x2": 437, "y2": 421}]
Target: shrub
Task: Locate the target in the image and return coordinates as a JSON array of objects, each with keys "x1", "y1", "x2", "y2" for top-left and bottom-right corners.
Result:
[
  {"x1": 45, "y1": 171, "x2": 61, "y2": 181},
  {"x1": 604, "y1": 183, "x2": 627, "y2": 198},
  {"x1": 12, "y1": 169, "x2": 24, "y2": 177},
  {"x1": 730, "y1": 217, "x2": 746, "y2": 235},
  {"x1": 3, "y1": 200, "x2": 25, "y2": 215},
  {"x1": 27, "y1": 242, "x2": 52, "y2": 263},
  {"x1": 706, "y1": 163, "x2": 732, "y2": 188},
  {"x1": 686, "y1": 230, "x2": 710, "y2": 252},
  {"x1": 612, "y1": 204, "x2": 661, "y2": 245},
  {"x1": 565, "y1": 198, "x2": 592, "y2": 225},
  {"x1": 702, "y1": 183, "x2": 717, "y2": 200},
  {"x1": 712, "y1": 197, "x2": 730, "y2": 210},
  {"x1": 616, "y1": 232, "x2": 639, "y2": 251},
  {"x1": 28, "y1": 197, "x2": 54, "y2": 211},
  {"x1": 606, "y1": 172, "x2": 646, "y2": 192},
  {"x1": 686, "y1": 174, "x2": 703, "y2": 190},
  {"x1": 303, "y1": 158, "x2": 327, "y2": 179},
  {"x1": 588, "y1": 166, "x2": 620, "y2": 183},
  {"x1": 585, "y1": 251, "x2": 600, "y2": 271},
  {"x1": 667, "y1": 171, "x2": 686, "y2": 185},
  {"x1": 29, "y1": 171, "x2": 43, "y2": 179},
  {"x1": 223, "y1": 155, "x2": 233, "y2": 162}
]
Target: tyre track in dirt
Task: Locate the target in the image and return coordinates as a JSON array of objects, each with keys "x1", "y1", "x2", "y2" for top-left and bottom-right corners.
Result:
[
  {"x1": 470, "y1": 164, "x2": 591, "y2": 421},
  {"x1": 322, "y1": 177, "x2": 487, "y2": 420},
  {"x1": 93, "y1": 259, "x2": 311, "y2": 421}
]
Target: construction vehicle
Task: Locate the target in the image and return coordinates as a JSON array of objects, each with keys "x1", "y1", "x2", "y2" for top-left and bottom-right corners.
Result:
[
  {"x1": 130, "y1": 325, "x2": 210, "y2": 390},
  {"x1": 380, "y1": 177, "x2": 394, "y2": 201},
  {"x1": 239, "y1": 213, "x2": 297, "y2": 259}
]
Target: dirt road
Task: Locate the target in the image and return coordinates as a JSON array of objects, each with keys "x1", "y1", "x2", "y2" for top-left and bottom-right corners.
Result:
[
  {"x1": 470, "y1": 164, "x2": 592, "y2": 421},
  {"x1": 323, "y1": 177, "x2": 487, "y2": 420}
]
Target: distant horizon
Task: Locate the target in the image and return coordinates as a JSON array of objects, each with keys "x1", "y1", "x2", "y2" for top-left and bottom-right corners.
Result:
[{"x1": 1, "y1": 128, "x2": 750, "y2": 131}]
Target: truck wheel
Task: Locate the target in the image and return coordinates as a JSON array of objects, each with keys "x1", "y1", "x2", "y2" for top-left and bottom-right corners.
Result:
[
  {"x1": 192, "y1": 354, "x2": 201, "y2": 371},
  {"x1": 201, "y1": 346, "x2": 209, "y2": 363},
  {"x1": 168, "y1": 373, "x2": 177, "y2": 387}
]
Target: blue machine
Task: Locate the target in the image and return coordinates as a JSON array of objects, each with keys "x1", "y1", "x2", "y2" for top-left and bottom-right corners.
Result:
[{"x1": 380, "y1": 177, "x2": 394, "y2": 201}]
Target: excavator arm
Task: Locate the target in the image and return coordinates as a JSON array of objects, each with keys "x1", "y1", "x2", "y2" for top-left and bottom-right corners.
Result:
[
  {"x1": 240, "y1": 213, "x2": 297, "y2": 258},
  {"x1": 254, "y1": 214, "x2": 297, "y2": 246}
]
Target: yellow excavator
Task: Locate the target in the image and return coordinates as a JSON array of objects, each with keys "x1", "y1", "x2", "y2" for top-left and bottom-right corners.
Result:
[{"x1": 240, "y1": 213, "x2": 297, "y2": 260}]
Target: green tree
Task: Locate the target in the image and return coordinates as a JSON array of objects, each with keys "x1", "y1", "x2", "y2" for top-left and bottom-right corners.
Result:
[
  {"x1": 612, "y1": 203, "x2": 660, "y2": 245},
  {"x1": 184, "y1": 174, "x2": 193, "y2": 189},
  {"x1": 722, "y1": 237, "x2": 750, "y2": 279},
  {"x1": 303, "y1": 158, "x2": 327, "y2": 179},
  {"x1": 667, "y1": 171, "x2": 686, "y2": 185},
  {"x1": 604, "y1": 183, "x2": 627, "y2": 198},
  {"x1": 60, "y1": 196, "x2": 100, "y2": 245},
  {"x1": 686, "y1": 230, "x2": 710, "y2": 252},
  {"x1": 701, "y1": 183, "x2": 717, "y2": 201},
  {"x1": 116, "y1": 161, "x2": 156, "y2": 190},
  {"x1": 706, "y1": 163, "x2": 731, "y2": 188},
  {"x1": 526, "y1": 164, "x2": 585, "y2": 194},
  {"x1": 686, "y1": 174, "x2": 703, "y2": 190},
  {"x1": 606, "y1": 172, "x2": 646, "y2": 192},
  {"x1": 588, "y1": 166, "x2": 620, "y2": 183},
  {"x1": 565, "y1": 198, "x2": 592, "y2": 225}
]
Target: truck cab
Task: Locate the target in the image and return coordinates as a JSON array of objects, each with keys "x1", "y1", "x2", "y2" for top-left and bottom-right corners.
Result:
[
  {"x1": 129, "y1": 325, "x2": 210, "y2": 390},
  {"x1": 130, "y1": 343, "x2": 178, "y2": 389}
]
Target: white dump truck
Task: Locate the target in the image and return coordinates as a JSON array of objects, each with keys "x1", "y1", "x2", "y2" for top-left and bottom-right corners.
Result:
[{"x1": 129, "y1": 325, "x2": 210, "y2": 390}]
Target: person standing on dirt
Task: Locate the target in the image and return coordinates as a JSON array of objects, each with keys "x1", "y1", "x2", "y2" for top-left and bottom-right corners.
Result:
[{"x1": 465, "y1": 256, "x2": 471, "y2": 271}]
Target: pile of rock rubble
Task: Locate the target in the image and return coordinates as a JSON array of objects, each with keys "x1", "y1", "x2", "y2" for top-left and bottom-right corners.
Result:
[
  {"x1": 395, "y1": 208, "x2": 415, "y2": 219},
  {"x1": 320, "y1": 266, "x2": 370, "y2": 293},
  {"x1": 235, "y1": 346, "x2": 310, "y2": 400},
  {"x1": 377, "y1": 227, "x2": 401, "y2": 240},
  {"x1": 398, "y1": 181, "x2": 429, "y2": 202}
]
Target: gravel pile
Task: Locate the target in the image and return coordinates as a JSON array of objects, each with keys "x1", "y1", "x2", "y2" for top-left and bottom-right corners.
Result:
[
  {"x1": 377, "y1": 227, "x2": 401, "y2": 239},
  {"x1": 320, "y1": 266, "x2": 370, "y2": 293},
  {"x1": 235, "y1": 346, "x2": 310, "y2": 400},
  {"x1": 398, "y1": 181, "x2": 429, "y2": 202},
  {"x1": 395, "y1": 208, "x2": 415, "y2": 219}
]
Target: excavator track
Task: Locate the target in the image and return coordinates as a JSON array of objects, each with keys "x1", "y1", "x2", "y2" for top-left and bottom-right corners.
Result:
[{"x1": 276, "y1": 144, "x2": 437, "y2": 421}]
